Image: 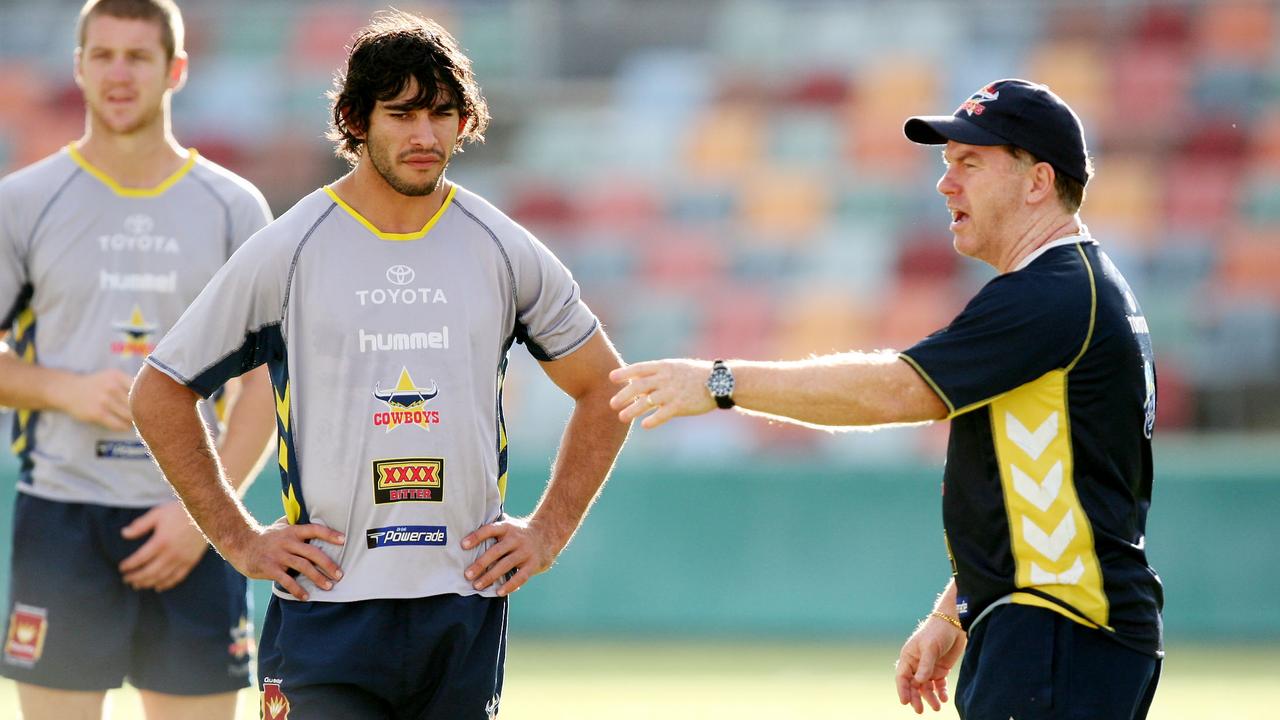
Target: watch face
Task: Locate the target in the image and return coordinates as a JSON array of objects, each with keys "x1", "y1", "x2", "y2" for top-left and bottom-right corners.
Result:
[{"x1": 708, "y1": 367, "x2": 734, "y2": 397}]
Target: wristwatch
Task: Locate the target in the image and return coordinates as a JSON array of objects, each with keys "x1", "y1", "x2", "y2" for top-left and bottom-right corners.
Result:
[{"x1": 706, "y1": 359, "x2": 735, "y2": 409}]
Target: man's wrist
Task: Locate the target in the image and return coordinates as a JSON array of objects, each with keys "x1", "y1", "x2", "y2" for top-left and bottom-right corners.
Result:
[
  {"x1": 706, "y1": 359, "x2": 736, "y2": 409},
  {"x1": 927, "y1": 610, "x2": 963, "y2": 631}
]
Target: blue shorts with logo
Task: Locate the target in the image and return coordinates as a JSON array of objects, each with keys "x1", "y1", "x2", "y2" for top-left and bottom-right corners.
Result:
[
  {"x1": 957, "y1": 604, "x2": 1161, "y2": 720},
  {"x1": 1, "y1": 493, "x2": 252, "y2": 694},
  {"x1": 259, "y1": 593, "x2": 507, "y2": 720}
]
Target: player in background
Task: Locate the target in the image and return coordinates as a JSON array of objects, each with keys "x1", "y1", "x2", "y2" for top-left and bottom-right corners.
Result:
[
  {"x1": 131, "y1": 9, "x2": 629, "y2": 718},
  {"x1": 0, "y1": 1, "x2": 276, "y2": 718},
  {"x1": 610, "y1": 79, "x2": 1162, "y2": 720}
]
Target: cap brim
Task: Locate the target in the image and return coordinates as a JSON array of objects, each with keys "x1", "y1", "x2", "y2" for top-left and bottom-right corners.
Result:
[{"x1": 904, "y1": 115, "x2": 1008, "y2": 146}]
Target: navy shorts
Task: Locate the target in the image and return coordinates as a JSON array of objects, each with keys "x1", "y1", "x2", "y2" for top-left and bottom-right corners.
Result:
[
  {"x1": 1, "y1": 493, "x2": 252, "y2": 694},
  {"x1": 956, "y1": 604, "x2": 1161, "y2": 720},
  {"x1": 259, "y1": 593, "x2": 507, "y2": 720}
]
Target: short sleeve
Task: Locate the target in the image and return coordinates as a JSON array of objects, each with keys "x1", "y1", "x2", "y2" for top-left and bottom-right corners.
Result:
[
  {"x1": 229, "y1": 185, "x2": 273, "y2": 254},
  {"x1": 899, "y1": 268, "x2": 1092, "y2": 416},
  {"x1": 0, "y1": 182, "x2": 29, "y2": 328},
  {"x1": 511, "y1": 231, "x2": 598, "y2": 360},
  {"x1": 147, "y1": 230, "x2": 291, "y2": 397}
]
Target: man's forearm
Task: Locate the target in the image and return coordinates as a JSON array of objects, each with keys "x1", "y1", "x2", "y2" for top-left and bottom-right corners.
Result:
[
  {"x1": 732, "y1": 352, "x2": 947, "y2": 427},
  {"x1": 0, "y1": 350, "x2": 73, "y2": 411},
  {"x1": 933, "y1": 579, "x2": 959, "y2": 616},
  {"x1": 529, "y1": 385, "x2": 629, "y2": 554},
  {"x1": 216, "y1": 365, "x2": 276, "y2": 495},
  {"x1": 131, "y1": 366, "x2": 262, "y2": 554}
]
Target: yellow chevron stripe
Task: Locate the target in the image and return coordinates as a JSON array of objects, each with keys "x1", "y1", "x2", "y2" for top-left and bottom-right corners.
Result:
[
  {"x1": 277, "y1": 437, "x2": 288, "y2": 473},
  {"x1": 10, "y1": 409, "x2": 31, "y2": 454},
  {"x1": 992, "y1": 370, "x2": 1111, "y2": 630},
  {"x1": 14, "y1": 307, "x2": 34, "y2": 337},
  {"x1": 282, "y1": 484, "x2": 301, "y2": 524},
  {"x1": 274, "y1": 382, "x2": 290, "y2": 432}
]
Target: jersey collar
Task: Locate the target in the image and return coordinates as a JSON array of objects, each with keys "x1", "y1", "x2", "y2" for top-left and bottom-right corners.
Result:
[
  {"x1": 323, "y1": 184, "x2": 457, "y2": 241},
  {"x1": 1013, "y1": 222, "x2": 1097, "y2": 272},
  {"x1": 67, "y1": 144, "x2": 198, "y2": 198}
]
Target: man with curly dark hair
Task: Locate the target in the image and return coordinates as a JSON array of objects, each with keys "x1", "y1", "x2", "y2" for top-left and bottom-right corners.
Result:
[{"x1": 131, "y1": 9, "x2": 629, "y2": 719}]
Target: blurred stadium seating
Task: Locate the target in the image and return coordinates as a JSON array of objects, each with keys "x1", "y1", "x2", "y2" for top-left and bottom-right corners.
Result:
[{"x1": 3, "y1": 0, "x2": 1279, "y2": 451}]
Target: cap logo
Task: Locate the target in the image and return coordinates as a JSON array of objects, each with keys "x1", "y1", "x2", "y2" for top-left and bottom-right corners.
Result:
[{"x1": 958, "y1": 85, "x2": 999, "y2": 116}]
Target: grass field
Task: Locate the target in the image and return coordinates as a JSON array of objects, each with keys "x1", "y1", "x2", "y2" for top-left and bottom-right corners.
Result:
[{"x1": 1, "y1": 639, "x2": 1275, "y2": 718}]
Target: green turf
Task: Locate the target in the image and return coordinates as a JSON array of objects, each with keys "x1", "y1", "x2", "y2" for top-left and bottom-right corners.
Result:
[{"x1": 1, "y1": 640, "x2": 1275, "y2": 718}]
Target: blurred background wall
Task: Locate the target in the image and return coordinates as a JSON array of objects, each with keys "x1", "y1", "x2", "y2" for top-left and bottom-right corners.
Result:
[{"x1": 1, "y1": 0, "x2": 1278, "y2": 643}]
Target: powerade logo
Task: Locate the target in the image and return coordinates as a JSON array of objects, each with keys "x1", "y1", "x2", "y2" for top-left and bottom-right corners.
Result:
[
  {"x1": 366, "y1": 525, "x2": 447, "y2": 549},
  {"x1": 95, "y1": 440, "x2": 151, "y2": 460}
]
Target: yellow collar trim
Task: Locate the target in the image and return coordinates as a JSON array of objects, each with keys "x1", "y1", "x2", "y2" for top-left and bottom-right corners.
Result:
[
  {"x1": 67, "y1": 144, "x2": 198, "y2": 198},
  {"x1": 323, "y1": 184, "x2": 456, "y2": 241}
]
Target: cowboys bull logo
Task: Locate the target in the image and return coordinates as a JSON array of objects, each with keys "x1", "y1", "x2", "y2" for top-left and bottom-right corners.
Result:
[
  {"x1": 372, "y1": 367, "x2": 441, "y2": 432},
  {"x1": 262, "y1": 680, "x2": 290, "y2": 720},
  {"x1": 110, "y1": 304, "x2": 157, "y2": 356}
]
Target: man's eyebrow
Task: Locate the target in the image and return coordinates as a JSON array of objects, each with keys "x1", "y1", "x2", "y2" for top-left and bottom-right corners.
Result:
[
  {"x1": 943, "y1": 148, "x2": 979, "y2": 163},
  {"x1": 381, "y1": 100, "x2": 458, "y2": 112}
]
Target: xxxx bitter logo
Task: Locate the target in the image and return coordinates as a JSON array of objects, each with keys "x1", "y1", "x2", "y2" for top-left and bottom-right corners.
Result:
[
  {"x1": 4, "y1": 604, "x2": 48, "y2": 667},
  {"x1": 262, "y1": 681, "x2": 290, "y2": 720},
  {"x1": 373, "y1": 457, "x2": 444, "y2": 504}
]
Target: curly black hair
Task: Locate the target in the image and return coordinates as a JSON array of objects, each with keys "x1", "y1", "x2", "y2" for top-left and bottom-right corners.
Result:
[{"x1": 327, "y1": 9, "x2": 490, "y2": 165}]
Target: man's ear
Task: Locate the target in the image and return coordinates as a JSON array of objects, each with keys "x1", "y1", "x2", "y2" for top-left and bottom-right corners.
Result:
[
  {"x1": 1027, "y1": 162, "x2": 1056, "y2": 205},
  {"x1": 342, "y1": 106, "x2": 367, "y2": 140},
  {"x1": 168, "y1": 51, "x2": 189, "y2": 93},
  {"x1": 73, "y1": 47, "x2": 85, "y2": 90}
]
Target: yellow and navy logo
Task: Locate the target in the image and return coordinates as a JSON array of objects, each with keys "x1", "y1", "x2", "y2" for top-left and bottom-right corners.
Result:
[
  {"x1": 110, "y1": 304, "x2": 157, "y2": 356},
  {"x1": 371, "y1": 367, "x2": 441, "y2": 431},
  {"x1": 373, "y1": 457, "x2": 444, "y2": 504}
]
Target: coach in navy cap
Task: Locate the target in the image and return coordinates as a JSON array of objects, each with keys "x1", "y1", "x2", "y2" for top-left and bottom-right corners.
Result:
[{"x1": 608, "y1": 76, "x2": 1164, "y2": 720}]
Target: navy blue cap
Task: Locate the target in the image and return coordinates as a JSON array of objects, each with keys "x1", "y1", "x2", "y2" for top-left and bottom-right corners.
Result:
[{"x1": 904, "y1": 79, "x2": 1090, "y2": 185}]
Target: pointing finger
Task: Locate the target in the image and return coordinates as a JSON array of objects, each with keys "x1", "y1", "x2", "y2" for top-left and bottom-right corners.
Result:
[{"x1": 608, "y1": 363, "x2": 655, "y2": 384}]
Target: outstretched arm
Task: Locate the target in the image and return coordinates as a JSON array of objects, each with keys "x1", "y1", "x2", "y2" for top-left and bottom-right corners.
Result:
[
  {"x1": 895, "y1": 579, "x2": 967, "y2": 714},
  {"x1": 462, "y1": 330, "x2": 630, "y2": 595},
  {"x1": 609, "y1": 351, "x2": 947, "y2": 430},
  {"x1": 130, "y1": 364, "x2": 344, "y2": 601}
]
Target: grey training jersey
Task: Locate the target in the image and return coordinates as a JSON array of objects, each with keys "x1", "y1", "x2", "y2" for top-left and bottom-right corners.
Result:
[
  {"x1": 0, "y1": 146, "x2": 272, "y2": 507},
  {"x1": 147, "y1": 183, "x2": 598, "y2": 602}
]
